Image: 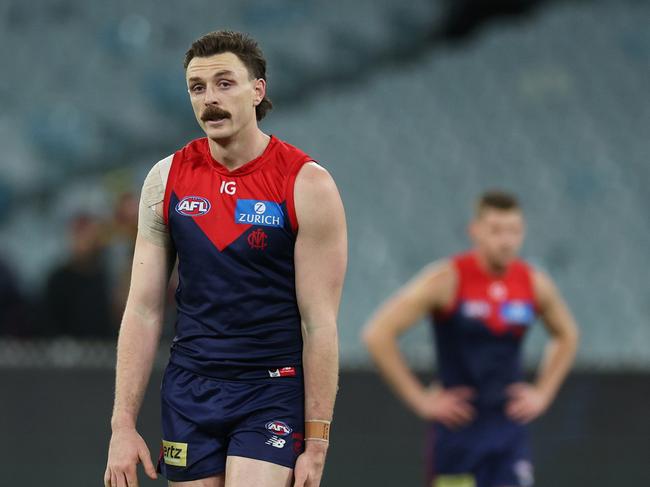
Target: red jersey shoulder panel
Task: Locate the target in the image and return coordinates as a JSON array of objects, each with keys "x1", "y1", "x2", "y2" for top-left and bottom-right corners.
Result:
[
  {"x1": 281, "y1": 157, "x2": 313, "y2": 233},
  {"x1": 509, "y1": 259, "x2": 540, "y2": 313},
  {"x1": 434, "y1": 252, "x2": 472, "y2": 320}
]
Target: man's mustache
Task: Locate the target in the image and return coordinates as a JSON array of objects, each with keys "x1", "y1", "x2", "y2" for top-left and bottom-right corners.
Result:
[{"x1": 201, "y1": 106, "x2": 232, "y2": 122}]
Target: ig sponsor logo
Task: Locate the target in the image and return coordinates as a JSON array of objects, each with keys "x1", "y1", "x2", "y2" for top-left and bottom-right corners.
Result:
[{"x1": 220, "y1": 181, "x2": 236, "y2": 195}]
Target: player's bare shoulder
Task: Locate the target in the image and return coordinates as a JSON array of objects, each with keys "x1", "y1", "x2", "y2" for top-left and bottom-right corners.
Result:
[
  {"x1": 294, "y1": 162, "x2": 345, "y2": 229},
  {"x1": 141, "y1": 155, "x2": 173, "y2": 214},
  {"x1": 138, "y1": 154, "x2": 173, "y2": 248},
  {"x1": 529, "y1": 265, "x2": 560, "y2": 311},
  {"x1": 295, "y1": 162, "x2": 338, "y2": 198},
  {"x1": 413, "y1": 259, "x2": 458, "y2": 312}
]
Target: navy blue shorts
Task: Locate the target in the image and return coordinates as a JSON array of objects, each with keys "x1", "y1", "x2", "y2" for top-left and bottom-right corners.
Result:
[
  {"x1": 427, "y1": 409, "x2": 534, "y2": 487},
  {"x1": 156, "y1": 363, "x2": 305, "y2": 482}
]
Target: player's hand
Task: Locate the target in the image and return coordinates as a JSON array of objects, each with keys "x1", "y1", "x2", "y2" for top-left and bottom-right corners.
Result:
[
  {"x1": 505, "y1": 382, "x2": 550, "y2": 424},
  {"x1": 293, "y1": 440, "x2": 328, "y2": 487},
  {"x1": 104, "y1": 427, "x2": 157, "y2": 487},
  {"x1": 415, "y1": 384, "x2": 476, "y2": 429}
]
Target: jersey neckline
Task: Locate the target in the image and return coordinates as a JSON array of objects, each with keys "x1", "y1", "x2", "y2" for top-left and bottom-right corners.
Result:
[
  {"x1": 201, "y1": 135, "x2": 277, "y2": 176},
  {"x1": 469, "y1": 250, "x2": 513, "y2": 280}
]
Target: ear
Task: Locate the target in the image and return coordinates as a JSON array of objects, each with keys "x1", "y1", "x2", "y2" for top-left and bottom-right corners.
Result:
[{"x1": 253, "y1": 78, "x2": 266, "y2": 106}]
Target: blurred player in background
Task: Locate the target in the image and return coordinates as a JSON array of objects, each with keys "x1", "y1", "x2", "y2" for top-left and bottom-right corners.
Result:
[
  {"x1": 45, "y1": 213, "x2": 114, "y2": 337},
  {"x1": 104, "y1": 30, "x2": 347, "y2": 487},
  {"x1": 363, "y1": 191, "x2": 578, "y2": 487}
]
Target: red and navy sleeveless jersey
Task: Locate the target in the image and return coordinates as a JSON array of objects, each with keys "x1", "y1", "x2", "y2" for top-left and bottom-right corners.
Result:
[
  {"x1": 432, "y1": 252, "x2": 539, "y2": 409},
  {"x1": 162, "y1": 135, "x2": 312, "y2": 379}
]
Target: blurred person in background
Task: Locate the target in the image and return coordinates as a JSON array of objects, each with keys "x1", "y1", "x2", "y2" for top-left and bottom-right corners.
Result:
[
  {"x1": 104, "y1": 30, "x2": 346, "y2": 487},
  {"x1": 105, "y1": 191, "x2": 139, "y2": 324},
  {"x1": 0, "y1": 258, "x2": 31, "y2": 336},
  {"x1": 363, "y1": 191, "x2": 579, "y2": 487},
  {"x1": 44, "y1": 213, "x2": 114, "y2": 337},
  {"x1": 437, "y1": 0, "x2": 545, "y2": 39},
  {"x1": 106, "y1": 189, "x2": 179, "y2": 339}
]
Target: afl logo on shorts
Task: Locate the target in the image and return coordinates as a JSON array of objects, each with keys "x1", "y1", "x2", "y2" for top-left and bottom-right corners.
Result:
[
  {"x1": 176, "y1": 196, "x2": 211, "y2": 216},
  {"x1": 266, "y1": 421, "x2": 292, "y2": 436}
]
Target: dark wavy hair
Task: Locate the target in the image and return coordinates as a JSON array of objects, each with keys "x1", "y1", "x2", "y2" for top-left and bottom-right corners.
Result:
[{"x1": 184, "y1": 30, "x2": 273, "y2": 121}]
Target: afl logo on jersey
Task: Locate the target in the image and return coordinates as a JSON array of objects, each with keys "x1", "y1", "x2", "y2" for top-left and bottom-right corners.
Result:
[
  {"x1": 175, "y1": 196, "x2": 211, "y2": 217},
  {"x1": 462, "y1": 300, "x2": 491, "y2": 319}
]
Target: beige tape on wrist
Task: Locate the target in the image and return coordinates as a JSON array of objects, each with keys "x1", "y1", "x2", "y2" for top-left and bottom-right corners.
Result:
[{"x1": 305, "y1": 420, "x2": 331, "y2": 442}]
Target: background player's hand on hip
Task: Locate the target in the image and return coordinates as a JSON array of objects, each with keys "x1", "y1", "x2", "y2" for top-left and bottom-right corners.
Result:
[
  {"x1": 506, "y1": 382, "x2": 550, "y2": 424},
  {"x1": 104, "y1": 427, "x2": 157, "y2": 487},
  {"x1": 415, "y1": 384, "x2": 477, "y2": 429}
]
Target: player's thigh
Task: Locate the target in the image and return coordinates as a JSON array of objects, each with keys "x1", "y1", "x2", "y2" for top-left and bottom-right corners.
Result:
[
  {"x1": 225, "y1": 455, "x2": 292, "y2": 487},
  {"x1": 169, "y1": 473, "x2": 225, "y2": 487}
]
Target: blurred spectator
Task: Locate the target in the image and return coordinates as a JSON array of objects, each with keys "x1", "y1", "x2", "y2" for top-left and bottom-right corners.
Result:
[
  {"x1": 43, "y1": 213, "x2": 115, "y2": 337},
  {"x1": 0, "y1": 259, "x2": 31, "y2": 336},
  {"x1": 105, "y1": 191, "x2": 138, "y2": 323},
  {"x1": 106, "y1": 190, "x2": 177, "y2": 339},
  {"x1": 437, "y1": 0, "x2": 545, "y2": 39}
]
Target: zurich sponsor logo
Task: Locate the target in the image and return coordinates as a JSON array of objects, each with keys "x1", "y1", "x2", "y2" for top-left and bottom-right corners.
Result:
[
  {"x1": 175, "y1": 196, "x2": 211, "y2": 216},
  {"x1": 500, "y1": 301, "x2": 534, "y2": 325},
  {"x1": 266, "y1": 421, "x2": 292, "y2": 437},
  {"x1": 235, "y1": 199, "x2": 284, "y2": 228}
]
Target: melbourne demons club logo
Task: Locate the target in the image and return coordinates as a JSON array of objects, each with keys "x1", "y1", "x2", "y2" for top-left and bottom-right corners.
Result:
[
  {"x1": 248, "y1": 228, "x2": 268, "y2": 250},
  {"x1": 488, "y1": 281, "x2": 508, "y2": 301}
]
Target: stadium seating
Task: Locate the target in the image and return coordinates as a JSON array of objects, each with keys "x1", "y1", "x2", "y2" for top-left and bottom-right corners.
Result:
[{"x1": 0, "y1": 0, "x2": 647, "y2": 369}]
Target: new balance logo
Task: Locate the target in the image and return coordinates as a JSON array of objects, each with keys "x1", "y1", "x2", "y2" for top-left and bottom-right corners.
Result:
[{"x1": 265, "y1": 436, "x2": 286, "y2": 449}]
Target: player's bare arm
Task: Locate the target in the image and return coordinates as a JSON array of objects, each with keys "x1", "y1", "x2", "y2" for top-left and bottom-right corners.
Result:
[
  {"x1": 506, "y1": 269, "x2": 579, "y2": 424},
  {"x1": 105, "y1": 166, "x2": 175, "y2": 487},
  {"x1": 292, "y1": 163, "x2": 347, "y2": 487},
  {"x1": 362, "y1": 261, "x2": 476, "y2": 429}
]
